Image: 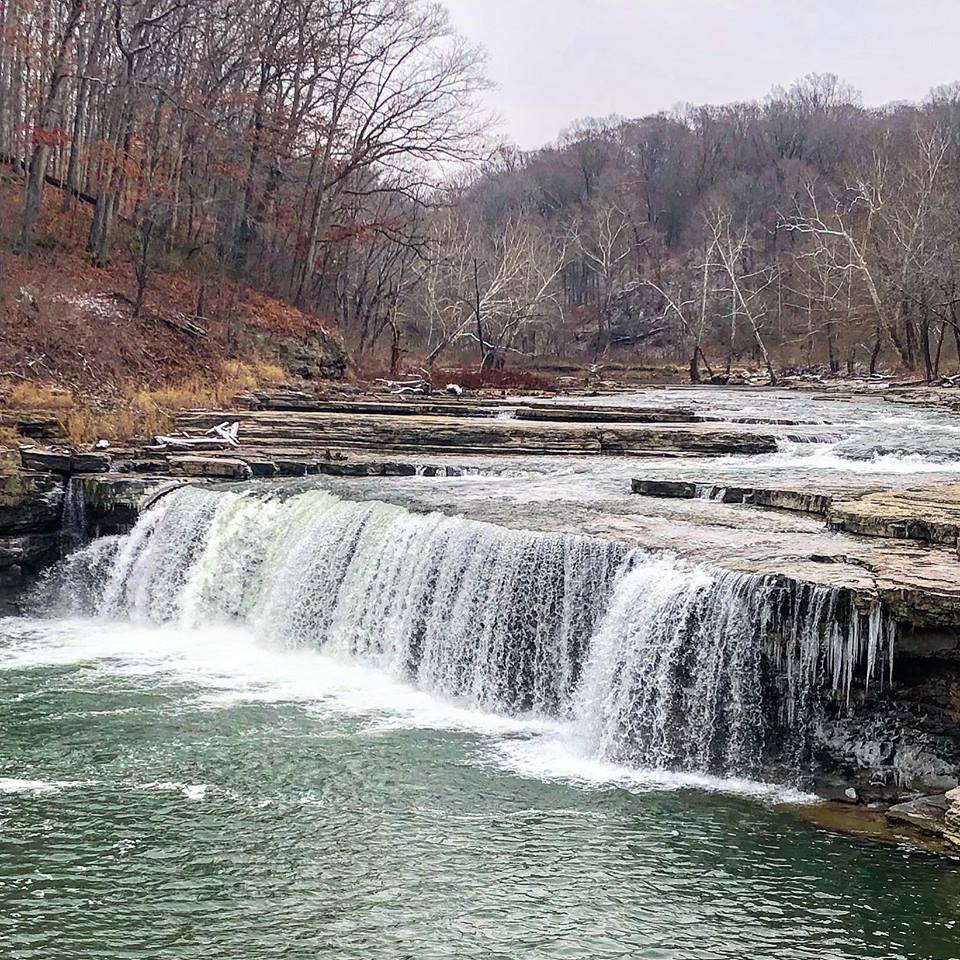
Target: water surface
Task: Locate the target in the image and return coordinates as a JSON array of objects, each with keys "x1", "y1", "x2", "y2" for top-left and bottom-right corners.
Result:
[{"x1": 2, "y1": 619, "x2": 958, "y2": 960}]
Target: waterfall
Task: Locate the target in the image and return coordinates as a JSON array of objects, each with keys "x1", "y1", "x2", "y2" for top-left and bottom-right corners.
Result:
[
  {"x1": 59, "y1": 477, "x2": 89, "y2": 555},
  {"x1": 38, "y1": 485, "x2": 895, "y2": 779}
]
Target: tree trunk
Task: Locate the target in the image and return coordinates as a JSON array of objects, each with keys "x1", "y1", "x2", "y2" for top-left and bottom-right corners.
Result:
[{"x1": 14, "y1": 0, "x2": 85, "y2": 253}]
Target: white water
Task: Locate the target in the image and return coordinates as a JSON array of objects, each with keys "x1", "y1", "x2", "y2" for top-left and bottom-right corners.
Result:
[
  {"x1": 34, "y1": 485, "x2": 895, "y2": 787},
  {"x1": 0, "y1": 615, "x2": 814, "y2": 804},
  {"x1": 533, "y1": 387, "x2": 960, "y2": 474},
  {"x1": 59, "y1": 476, "x2": 89, "y2": 553}
]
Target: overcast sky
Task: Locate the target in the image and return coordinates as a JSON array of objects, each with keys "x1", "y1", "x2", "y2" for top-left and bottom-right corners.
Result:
[{"x1": 442, "y1": 0, "x2": 960, "y2": 149}]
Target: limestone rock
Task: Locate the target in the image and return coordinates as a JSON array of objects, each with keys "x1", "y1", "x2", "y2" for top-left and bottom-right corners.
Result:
[
  {"x1": 275, "y1": 460, "x2": 310, "y2": 476},
  {"x1": 0, "y1": 410, "x2": 61, "y2": 440},
  {"x1": 515, "y1": 404, "x2": 699, "y2": 424},
  {"x1": 630, "y1": 479, "x2": 752, "y2": 504},
  {"x1": 21, "y1": 448, "x2": 72, "y2": 473},
  {"x1": 175, "y1": 409, "x2": 777, "y2": 458},
  {"x1": 829, "y1": 484, "x2": 960, "y2": 545},
  {"x1": 631, "y1": 479, "x2": 698, "y2": 499},
  {"x1": 885, "y1": 794, "x2": 951, "y2": 836},
  {"x1": 744, "y1": 488, "x2": 837, "y2": 516},
  {"x1": 946, "y1": 788, "x2": 960, "y2": 850},
  {"x1": 316, "y1": 461, "x2": 417, "y2": 477},
  {"x1": 272, "y1": 331, "x2": 347, "y2": 380},
  {"x1": 0, "y1": 473, "x2": 64, "y2": 534},
  {"x1": 117, "y1": 459, "x2": 170, "y2": 474},
  {"x1": 245, "y1": 460, "x2": 279, "y2": 477},
  {"x1": 0, "y1": 533, "x2": 59, "y2": 570},
  {"x1": 70, "y1": 452, "x2": 111, "y2": 473},
  {"x1": 169, "y1": 456, "x2": 252, "y2": 480},
  {"x1": 77, "y1": 476, "x2": 186, "y2": 535}
]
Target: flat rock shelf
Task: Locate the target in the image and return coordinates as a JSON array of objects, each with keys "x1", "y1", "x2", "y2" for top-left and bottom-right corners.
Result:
[{"x1": 174, "y1": 408, "x2": 781, "y2": 457}]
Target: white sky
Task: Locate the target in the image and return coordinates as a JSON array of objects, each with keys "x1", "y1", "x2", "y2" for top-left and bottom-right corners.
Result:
[{"x1": 443, "y1": 0, "x2": 960, "y2": 148}]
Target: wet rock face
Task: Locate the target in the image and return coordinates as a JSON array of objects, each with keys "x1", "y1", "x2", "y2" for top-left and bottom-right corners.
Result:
[
  {"x1": 816, "y1": 691, "x2": 960, "y2": 794},
  {"x1": 77, "y1": 476, "x2": 187, "y2": 536},
  {"x1": 0, "y1": 473, "x2": 65, "y2": 611},
  {"x1": 0, "y1": 473, "x2": 64, "y2": 535}
]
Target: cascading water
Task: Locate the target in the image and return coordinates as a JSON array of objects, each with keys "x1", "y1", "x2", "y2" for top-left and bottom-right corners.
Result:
[
  {"x1": 59, "y1": 476, "x2": 90, "y2": 555},
  {"x1": 39, "y1": 485, "x2": 895, "y2": 781}
]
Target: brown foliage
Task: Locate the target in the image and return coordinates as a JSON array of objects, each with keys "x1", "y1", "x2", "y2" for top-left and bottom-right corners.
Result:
[{"x1": 0, "y1": 172, "x2": 336, "y2": 402}]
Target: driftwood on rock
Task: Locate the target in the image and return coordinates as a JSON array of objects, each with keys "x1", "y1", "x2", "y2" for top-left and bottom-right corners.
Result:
[
  {"x1": 151, "y1": 421, "x2": 240, "y2": 451},
  {"x1": 375, "y1": 377, "x2": 430, "y2": 396}
]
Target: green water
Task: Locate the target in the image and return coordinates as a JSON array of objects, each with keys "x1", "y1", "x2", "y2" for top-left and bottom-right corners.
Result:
[{"x1": 1, "y1": 618, "x2": 958, "y2": 960}]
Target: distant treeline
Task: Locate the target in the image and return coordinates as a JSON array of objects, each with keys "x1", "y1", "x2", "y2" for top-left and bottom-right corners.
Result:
[{"x1": 426, "y1": 74, "x2": 960, "y2": 382}]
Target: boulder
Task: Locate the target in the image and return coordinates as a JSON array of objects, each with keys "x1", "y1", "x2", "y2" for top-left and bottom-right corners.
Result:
[
  {"x1": 168, "y1": 456, "x2": 252, "y2": 480},
  {"x1": 885, "y1": 794, "x2": 951, "y2": 836}
]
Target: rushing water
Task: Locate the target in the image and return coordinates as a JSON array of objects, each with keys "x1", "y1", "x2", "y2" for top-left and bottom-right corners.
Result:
[
  {"x1": 4, "y1": 388, "x2": 960, "y2": 958},
  {"x1": 2, "y1": 617, "x2": 959, "y2": 960},
  {"x1": 36, "y1": 487, "x2": 895, "y2": 778}
]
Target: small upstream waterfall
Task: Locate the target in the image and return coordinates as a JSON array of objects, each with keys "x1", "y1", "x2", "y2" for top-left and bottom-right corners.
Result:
[
  {"x1": 40, "y1": 485, "x2": 895, "y2": 778},
  {"x1": 59, "y1": 477, "x2": 90, "y2": 555}
]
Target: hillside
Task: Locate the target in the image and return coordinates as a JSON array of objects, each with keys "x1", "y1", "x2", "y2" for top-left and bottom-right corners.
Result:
[{"x1": 0, "y1": 169, "x2": 346, "y2": 447}]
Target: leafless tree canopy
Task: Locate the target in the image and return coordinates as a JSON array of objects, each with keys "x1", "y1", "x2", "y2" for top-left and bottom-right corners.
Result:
[{"x1": 5, "y1": 6, "x2": 960, "y2": 381}]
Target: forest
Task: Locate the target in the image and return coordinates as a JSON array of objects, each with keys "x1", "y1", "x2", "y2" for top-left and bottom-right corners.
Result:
[{"x1": 6, "y1": 0, "x2": 960, "y2": 384}]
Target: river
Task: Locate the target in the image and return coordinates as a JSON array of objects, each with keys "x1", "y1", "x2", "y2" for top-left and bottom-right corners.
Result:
[{"x1": 2, "y1": 386, "x2": 960, "y2": 959}]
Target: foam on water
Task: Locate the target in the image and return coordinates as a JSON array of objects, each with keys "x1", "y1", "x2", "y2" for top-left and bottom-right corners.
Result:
[
  {"x1": 0, "y1": 776, "x2": 93, "y2": 794},
  {"x1": 765, "y1": 440, "x2": 960, "y2": 474},
  {"x1": 0, "y1": 615, "x2": 811, "y2": 804}
]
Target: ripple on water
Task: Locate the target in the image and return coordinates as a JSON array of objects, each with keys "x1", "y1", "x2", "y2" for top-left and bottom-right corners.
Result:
[{"x1": 2, "y1": 617, "x2": 960, "y2": 960}]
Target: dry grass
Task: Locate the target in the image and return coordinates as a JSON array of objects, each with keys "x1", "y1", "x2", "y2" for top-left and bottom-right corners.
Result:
[
  {"x1": 56, "y1": 357, "x2": 287, "y2": 444},
  {"x1": 0, "y1": 425, "x2": 24, "y2": 475},
  {"x1": 5, "y1": 381, "x2": 75, "y2": 410},
  {"x1": 0, "y1": 424, "x2": 23, "y2": 447}
]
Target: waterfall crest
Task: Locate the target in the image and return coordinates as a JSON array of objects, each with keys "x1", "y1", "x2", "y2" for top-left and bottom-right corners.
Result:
[{"x1": 40, "y1": 485, "x2": 895, "y2": 778}]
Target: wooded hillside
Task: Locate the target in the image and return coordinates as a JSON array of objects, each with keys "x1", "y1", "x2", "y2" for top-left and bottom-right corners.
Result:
[{"x1": 5, "y1": 2, "x2": 960, "y2": 384}]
